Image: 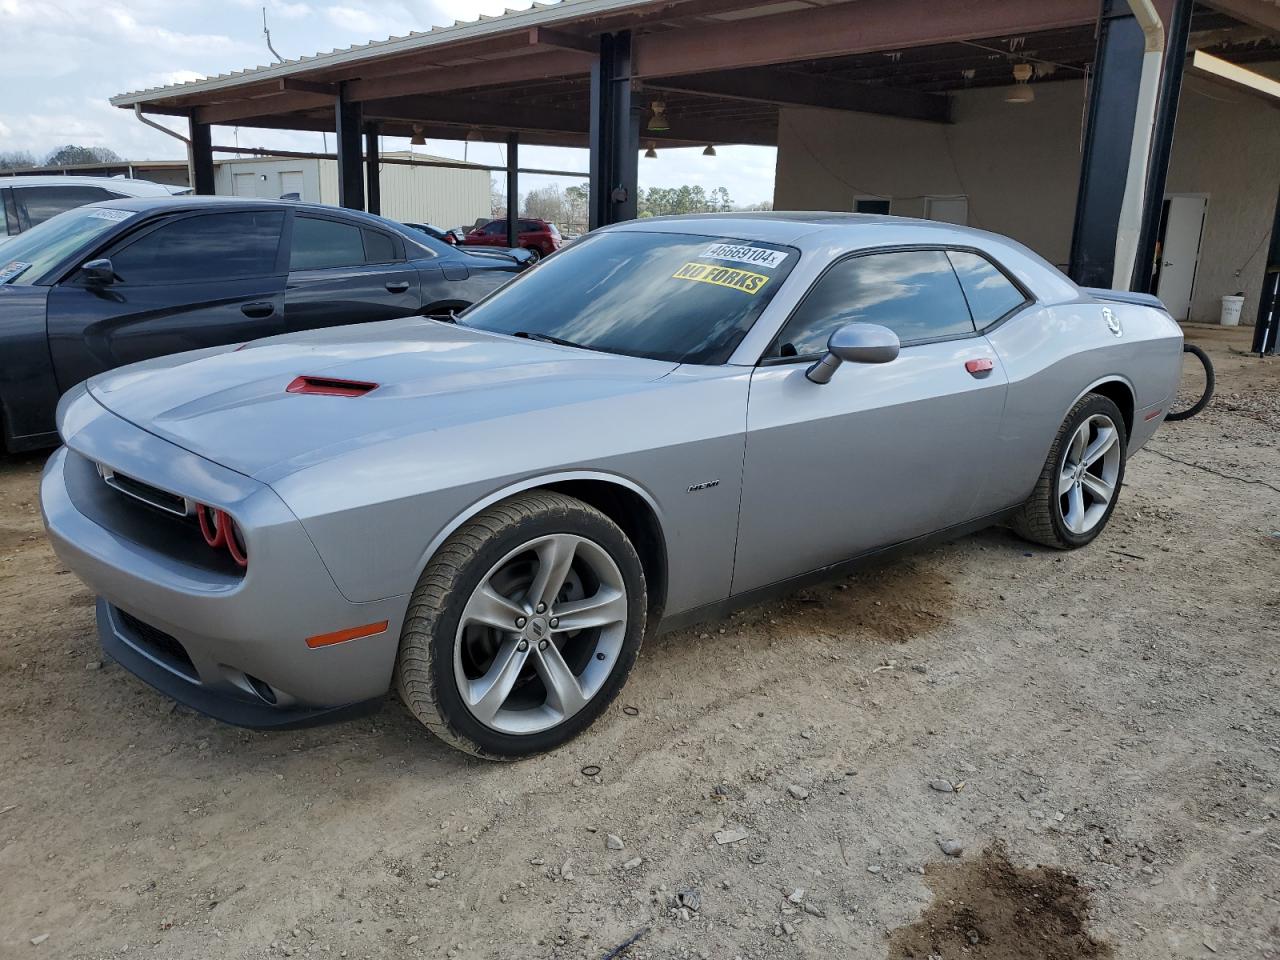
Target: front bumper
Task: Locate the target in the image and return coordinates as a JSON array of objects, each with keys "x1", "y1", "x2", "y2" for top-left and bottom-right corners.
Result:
[
  {"x1": 41, "y1": 398, "x2": 410, "y2": 727},
  {"x1": 98, "y1": 600, "x2": 383, "y2": 728}
]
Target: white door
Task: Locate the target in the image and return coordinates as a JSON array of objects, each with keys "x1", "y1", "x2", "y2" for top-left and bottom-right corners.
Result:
[
  {"x1": 279, "y1": 170, "x2": 304, "y2": 200},
  {"x1": 1157, "y1": 195, "x2": 1207, "y2": 321},
  {"x1": 232, "y1": 172, "x2": 258, "y2": 198},
  {"x1": 925, "y1": 196, "x2": 969, "y2": 225}
]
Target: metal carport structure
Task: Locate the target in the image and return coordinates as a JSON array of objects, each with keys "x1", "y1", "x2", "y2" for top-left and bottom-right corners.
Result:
[{"x1": 110, "y1": 0, "x2": 1280, "y2": 299}]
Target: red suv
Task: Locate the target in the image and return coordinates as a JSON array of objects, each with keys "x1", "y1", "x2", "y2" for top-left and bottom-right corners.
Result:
[{"x1": 463, "y1": 218, "x2": 562, "y2": 261}]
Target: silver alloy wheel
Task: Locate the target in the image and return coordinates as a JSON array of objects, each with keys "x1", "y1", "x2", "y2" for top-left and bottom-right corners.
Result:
[
  {"x1": 1058, "y1": 413, "x2": 1122, "y2": 535},
  {"x1": 453, "y1": 533, "x2": 628, "y2": 735}
]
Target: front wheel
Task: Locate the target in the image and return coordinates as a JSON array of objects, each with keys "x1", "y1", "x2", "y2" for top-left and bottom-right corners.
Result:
[
  {"x1": 396, "y1": 491, "x2": 647, "y2": 759},
  {"x1": 1012, "y1": 393, "x2": 1128, "y2": 549}
]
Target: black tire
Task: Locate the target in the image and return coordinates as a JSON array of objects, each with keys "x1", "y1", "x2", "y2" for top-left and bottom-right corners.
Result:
[
  {"x1": 1165, "y1": 343, "x2": 1215, "y2": 422},
  {"x1": 395, "y1": 491, "x2": 647, "y2": 760},
  {"x1": 523, "y1": 246, "x2": 541, "y2": 263},
  {"x1": 1012, "y1": 393, "x2": 1128, "y2": 550}
]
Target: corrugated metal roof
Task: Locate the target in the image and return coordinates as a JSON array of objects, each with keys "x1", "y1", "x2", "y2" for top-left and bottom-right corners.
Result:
[{"x1": 110, "y1": 0, "x2": 655, "y2": 107}]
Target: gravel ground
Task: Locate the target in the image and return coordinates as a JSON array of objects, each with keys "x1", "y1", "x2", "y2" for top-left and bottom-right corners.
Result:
[{"x1": 0, "y1": 323, "x2": 1276, "y2": 959}]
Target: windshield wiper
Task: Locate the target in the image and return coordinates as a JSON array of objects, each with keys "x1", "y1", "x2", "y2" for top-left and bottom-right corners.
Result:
[{"x1": 514, "y1": 331, "x2": 585, "y2": 350}]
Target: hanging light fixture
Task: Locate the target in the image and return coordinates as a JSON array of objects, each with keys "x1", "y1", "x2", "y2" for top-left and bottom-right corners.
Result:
[
  {"x1": 410, "y1": 124, "x2": 426, "y2": 146},
  {"x1": 702, "y1": 144, "x2": 717, "y2": 157},
  {"x1": 1005, "y1": 63, "x2": 1035, "y2": 103},
  {"x1": 644, "y1": 142, "x2": 658, "y2": 159},
  {"x1": 647, "y1": 100, "x2": 670, "y2": 132}
]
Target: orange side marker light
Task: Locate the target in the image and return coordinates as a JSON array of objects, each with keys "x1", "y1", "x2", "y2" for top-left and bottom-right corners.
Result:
[{"x1": 305, "y1": 620, "x2": 390, "y2": 649}]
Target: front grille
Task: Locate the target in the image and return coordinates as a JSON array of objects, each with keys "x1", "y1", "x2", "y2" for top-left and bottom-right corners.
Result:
[
  {"x1": 99, "y1": 467, "x2": 190, "y2": 517},
  {"x1": 117, "y1": 609, "x2": 198, "y2": 681}
]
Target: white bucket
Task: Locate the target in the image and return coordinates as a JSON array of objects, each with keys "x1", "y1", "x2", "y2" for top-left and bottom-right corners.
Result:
[{"x1": 1220, "y1": 295, "x2": 1245, "y2": 326}]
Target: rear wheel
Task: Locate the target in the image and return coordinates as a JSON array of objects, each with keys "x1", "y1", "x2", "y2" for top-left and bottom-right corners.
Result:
[
  {"x1": 395, "y1": 491, "x2": 646, "y2": 759},
  {"x1": 523, "y1": 246, "x2": 542, "y2": 263},
  {"x1": 1012, "y1": 394, "x2": 1127, "y2": 549}
]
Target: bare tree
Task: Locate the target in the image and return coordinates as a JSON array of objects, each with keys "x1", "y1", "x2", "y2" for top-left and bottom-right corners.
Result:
[
  {"x1": 0, "y1": 150, "x2": 39, "y2": 171},
  {"x1": 44, "y1": 145, "x2": 122, "y2": 166}
]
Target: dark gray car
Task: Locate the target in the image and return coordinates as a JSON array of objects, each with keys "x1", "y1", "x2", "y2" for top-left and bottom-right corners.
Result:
[{"x1": 0, "y1": 197, "x2": 527, "y2": 451}]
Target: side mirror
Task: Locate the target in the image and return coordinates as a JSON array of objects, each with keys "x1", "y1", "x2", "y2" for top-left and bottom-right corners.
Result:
[
  {"x1": 507, "y1": 248, "x2": 535, "y2": 270},
  {"x1": 79, "y1": 258, "x2": 116, "y2": 285},
  {"x1": 806, "y1": 322, "x2": 900, "y2": 384}
]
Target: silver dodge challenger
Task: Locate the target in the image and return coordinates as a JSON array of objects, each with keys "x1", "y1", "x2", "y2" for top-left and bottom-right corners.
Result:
[{"x1": 41, "y1": 213, "x2": 1183, "y2": 759}]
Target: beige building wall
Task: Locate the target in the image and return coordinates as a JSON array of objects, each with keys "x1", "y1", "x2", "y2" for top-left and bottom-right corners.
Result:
[
  {"x1": 213, "y1": 153, "x2": 490, "y2": 230},
  {"x1": 774, "y1": 70, "x2": 1280, "y2": 322},
  {"x1": 1164, "y1": 71, "x2": 1280, "y2": 322}
]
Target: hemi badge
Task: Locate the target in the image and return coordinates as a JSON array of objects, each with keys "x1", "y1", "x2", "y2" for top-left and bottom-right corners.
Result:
[
  {"x1": 965, "y1": 358, "x2": 995, "y2": 377},
  {"x1": 688, "y1": 479, "x2": 721, "y2": 493}
]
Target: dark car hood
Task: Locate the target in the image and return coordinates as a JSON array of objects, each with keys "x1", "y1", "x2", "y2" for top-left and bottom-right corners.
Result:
[{"x1": 85, "y1": 318, "x2": 678, "y2": 479}]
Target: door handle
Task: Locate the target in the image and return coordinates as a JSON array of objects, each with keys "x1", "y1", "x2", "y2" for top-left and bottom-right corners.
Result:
[
  {"x1": 240, "y1": 301, "x2": 275, "y2": 319},
  {"x1": 385, "y1": 281, "x2": 410, "y2": 294}
]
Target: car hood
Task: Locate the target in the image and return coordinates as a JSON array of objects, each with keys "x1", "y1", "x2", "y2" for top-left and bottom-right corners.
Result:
[{"x1": 86, "y1": 318, "x2": 679, "y2": 479}]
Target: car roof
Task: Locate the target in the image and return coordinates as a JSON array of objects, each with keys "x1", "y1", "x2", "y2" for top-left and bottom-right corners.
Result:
[
  {"x1": 80, "y1": 195, "x2": 421, "y2": 229},
  {"x1": 0, "y1": 175, "x2": 174, "y2": 196},
  {"x1": 607, "y1": 211, "x2": 964, "y2": 245},
  {"x1": 72, "y1": 196, "x2": 461, "y2": 260}
]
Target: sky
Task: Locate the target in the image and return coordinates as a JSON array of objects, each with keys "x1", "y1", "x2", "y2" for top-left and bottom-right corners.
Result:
[{"x1": 0, "y1": 0, "x2": 779, "y2": 206}]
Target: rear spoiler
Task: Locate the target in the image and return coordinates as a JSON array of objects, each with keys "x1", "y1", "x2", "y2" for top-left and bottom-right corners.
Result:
[{"x1": 1083, "y1": 287, "x2": 1169, "y2": 312}]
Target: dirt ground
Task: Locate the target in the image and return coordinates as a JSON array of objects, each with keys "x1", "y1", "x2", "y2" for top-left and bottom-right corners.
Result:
[{"x1": 1, "y1": 323, "x2": 1276, "y2": 960}]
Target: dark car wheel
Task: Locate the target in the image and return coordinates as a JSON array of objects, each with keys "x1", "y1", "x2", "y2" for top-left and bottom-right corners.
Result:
[
  {"x1": 523, "y1": 246, "x2": 542, "y2": 263},
  {"x1": 1012, "y1": 393, "x2": 1128, "y2": 550},
  {"x1": 395, "y1": 491, "x2": 647, "y2": 760}
]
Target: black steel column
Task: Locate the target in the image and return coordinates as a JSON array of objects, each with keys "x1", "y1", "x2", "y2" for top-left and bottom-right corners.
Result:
[
  {"x1": 188, "y1": 118, "x2": 215, "y2": 195},
  {"x1": 1132, "y1": 0, "x2": 1194, "y2": 292},
  {"x1": 589, "y1": 31, "x2": 638, "y2": 230},
  {"x1": 364, "y1": 124, "x2": 381, "y2": 216},
  {"x1": 1068, "y1": 0, "x2": 1147, "y2": 289},
  {"x1": 506, "y1": 133, "x2": 519, "y2": 248},
  {"x1": 1252, "y1": 185, "x2": 1280, "y2": 355},
  {"x1": 335, "y1": 87, "x2": 364, "y2": 210}
]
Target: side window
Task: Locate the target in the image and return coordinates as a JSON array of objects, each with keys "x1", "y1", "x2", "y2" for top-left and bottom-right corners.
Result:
[
  {"x1": 362, "y1": 228, "x2": 400, "y2": 264},
  {"x1": 15, "y1": 185, "x2": 120, "y2": 229},
  {"x1": 519, "y1": 219, "x2": 541, "y2": 233},
  {"x1": 483, "y1": 221, "x2": 506, "y2": 236},
  {"x1": 290, "y1": 216, "x2": 365, "y2": 270},
  {"x1": 110, "y1": 211, "x2": 285, "y2": 285},
  {"x1": 772, "y1": 249, "x2": 975, "y2": 358},
  {"x1": 947, "y1": 250, "x2": 1028, "y2": 328}
]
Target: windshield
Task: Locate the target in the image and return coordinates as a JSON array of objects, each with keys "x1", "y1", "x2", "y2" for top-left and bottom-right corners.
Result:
[
  {"x1": 0, "y1": 205, "x2": 132, "y2": 285},
  {"x1": 458, "y1": 230, "x2": 796, "y2": 364}
]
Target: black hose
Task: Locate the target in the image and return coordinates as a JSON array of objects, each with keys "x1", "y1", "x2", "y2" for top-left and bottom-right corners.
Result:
[{"x1": 1166, "y1": 343, "x2": 1215, "y2": 421}]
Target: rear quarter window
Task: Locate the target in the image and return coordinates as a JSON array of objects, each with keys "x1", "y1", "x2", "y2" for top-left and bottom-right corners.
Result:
[{"x1": 947, "y1": 250, "x2": 1029, "y2": 327}]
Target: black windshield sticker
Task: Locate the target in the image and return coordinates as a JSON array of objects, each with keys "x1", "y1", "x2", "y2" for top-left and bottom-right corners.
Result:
[{"x1": 672, "y1": 261, "x2": 770, "y2": 295}]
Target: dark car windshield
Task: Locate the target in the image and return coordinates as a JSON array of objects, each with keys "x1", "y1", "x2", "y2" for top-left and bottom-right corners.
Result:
[
  {"x1": 457, "y1": 230, "x2": 797, "y2": 364},
  {"x1": 0, "y1": 204, "x2": 134, "y2": 285}
]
